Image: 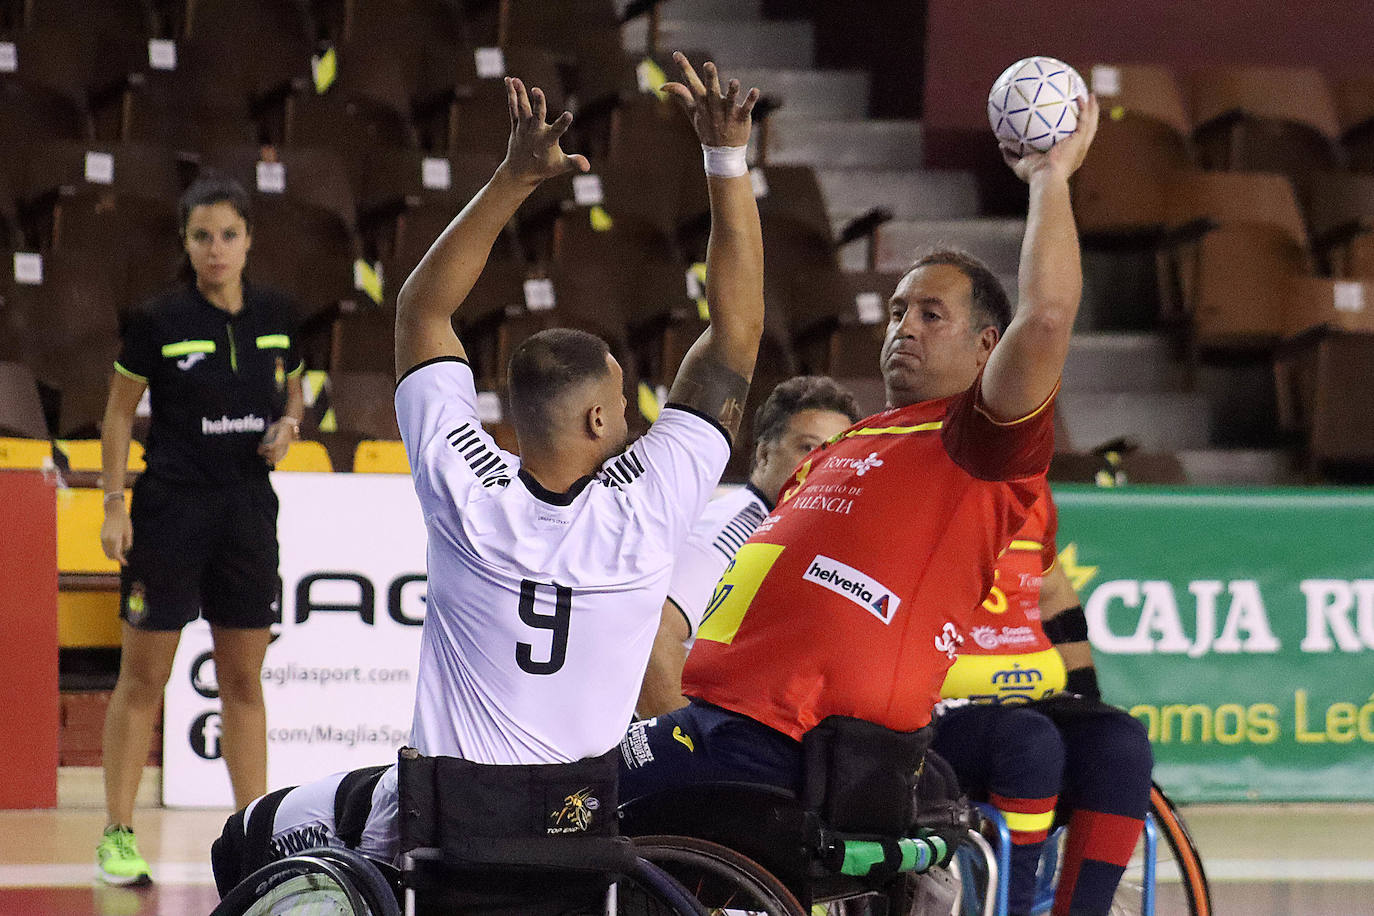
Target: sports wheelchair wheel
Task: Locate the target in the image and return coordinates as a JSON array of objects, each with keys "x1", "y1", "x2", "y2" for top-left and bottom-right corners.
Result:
[
  {"x1": 210, "y1": 846, "x2": 401, "y2": 916},
  {"x1": 629, "y1": 835, "x2": 807, "y2": 916},
  {"x1": 1105, "y1": 783, "x2": 1211, "y2": 916}
]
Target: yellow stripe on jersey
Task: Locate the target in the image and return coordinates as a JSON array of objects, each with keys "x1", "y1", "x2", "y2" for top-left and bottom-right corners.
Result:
[
  {"x1": 695, "y1": 542, "x2": 785, "y2": 646},
  {"x1": 1008, "y1": 539, "x2": 1043, "y2": 552},
  {"x1": 255, "y1": 333, "x2": 291, "y2": 349},
  {"x1": 940, "y1": 647, "x2": 1066, "y2": 703},
  {"x1": 161, "y1": 339, "x2": 216, "y2": 357},
  {"x1": 842, "y1": 421, "x2": 943, "y2": 438},
  {"x1": 1000, "y1": 808, "x2": 1056, "y2": 834}
]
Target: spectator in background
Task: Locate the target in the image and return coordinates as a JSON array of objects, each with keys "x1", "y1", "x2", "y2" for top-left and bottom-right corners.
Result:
[
  {"x1": 636, "y1": 375, "x2": 861, "y2": 718},
  {"x1": 96, "y1": 173, "x2": 304, "y2": 885}
]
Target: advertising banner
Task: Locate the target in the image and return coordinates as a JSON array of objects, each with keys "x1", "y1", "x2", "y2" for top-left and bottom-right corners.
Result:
[
  {"x1": 163, "y1": 472, "x2": 426, "y2": 807},
  {"x1": 1054, "y1": 484, "x2": 1374, "y2": 802}
]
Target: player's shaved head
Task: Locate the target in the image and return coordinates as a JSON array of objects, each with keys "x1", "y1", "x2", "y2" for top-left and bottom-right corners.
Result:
[
  {"x1": 507, "y1": 328, "x2": 615, "y2": 446},
  {"x1": 905, "y1": 249, "x2": 1012, "y2": 335}
]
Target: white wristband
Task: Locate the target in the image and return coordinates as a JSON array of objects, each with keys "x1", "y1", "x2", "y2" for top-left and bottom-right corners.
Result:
[{"x1": 702, "y1": 144, "x2": 748, "y2": 178}]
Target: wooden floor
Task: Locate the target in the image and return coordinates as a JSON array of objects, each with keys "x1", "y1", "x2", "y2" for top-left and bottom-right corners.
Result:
[{"x1": 2, "y1": 798, "x2": 1372, "y2": 915}]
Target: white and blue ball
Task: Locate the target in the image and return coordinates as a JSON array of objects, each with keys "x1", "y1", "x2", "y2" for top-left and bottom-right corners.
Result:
[{"x1": 987, "y1": 57, "x2": 1087, "y2": 156}]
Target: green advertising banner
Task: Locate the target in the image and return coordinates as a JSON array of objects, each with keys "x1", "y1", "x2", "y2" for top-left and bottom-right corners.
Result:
[{"x1": 1053, "y1": 484, "x2": 1374, "y2": 803}]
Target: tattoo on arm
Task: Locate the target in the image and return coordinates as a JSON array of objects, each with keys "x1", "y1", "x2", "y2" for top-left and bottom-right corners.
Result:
[{"x1": 668, "y1": 351, "x2": 751, "y2": 441}]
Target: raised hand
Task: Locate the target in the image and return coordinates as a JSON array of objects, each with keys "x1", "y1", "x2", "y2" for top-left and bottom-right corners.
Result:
[
  {"x1": 501, "y1": 77, "x2": 590, "y2": 185},
  {"x1": 1002, "y1": 94, "x2": 1101, "y2": 183},
  {"x1": 662, "y1": 51, "x2": 760, "y2": 148}
]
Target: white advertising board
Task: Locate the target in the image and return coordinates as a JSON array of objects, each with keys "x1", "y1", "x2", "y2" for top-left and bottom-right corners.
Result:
[{"x1": 162, "y1": 472, "x2": 427, "y2": 807}]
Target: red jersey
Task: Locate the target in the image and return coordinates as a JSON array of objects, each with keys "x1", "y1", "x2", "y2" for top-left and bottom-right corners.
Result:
[
  {"x1": 940, "y1": 481, "x2": 1066, "y2": 703},
  {"x1": 682, "y1": 379, "x2": 1056, "y2": 739}
]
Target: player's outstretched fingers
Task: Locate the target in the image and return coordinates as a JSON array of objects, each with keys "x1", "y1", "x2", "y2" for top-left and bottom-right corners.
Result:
[
  {"x1": 736, "y1": 86, "x2": 761, "y2": 121},
  {"x1": 673, "y1": 50, "x2": 707, "y2": 98},
  {"x1": 512, "y1": 76, "x2": 533, "y2": 120},
  {"x1": 531, "y1": 86, "x2": 547, "y2": 124},
  {"x1": 702, "y1": 60, "x2": 722, "y2": 99},
  {"x1": 505, "y1": 77, "x2": 519, "y2": 128}
]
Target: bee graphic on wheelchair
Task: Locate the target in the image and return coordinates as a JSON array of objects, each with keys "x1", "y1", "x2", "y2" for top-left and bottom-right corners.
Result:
[{"x1": 549, "y1": 787, "x2": 601, "y2": 833}]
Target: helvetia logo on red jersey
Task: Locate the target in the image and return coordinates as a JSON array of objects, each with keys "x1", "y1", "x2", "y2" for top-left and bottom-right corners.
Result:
[{"x1": 803, "y1": 555, "x2": 901, "y2": 624}]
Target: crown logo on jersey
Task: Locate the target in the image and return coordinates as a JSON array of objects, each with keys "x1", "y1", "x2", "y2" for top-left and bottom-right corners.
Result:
[{"x1": 992, "y1": 664, "x2": 1043, "y2": 688}]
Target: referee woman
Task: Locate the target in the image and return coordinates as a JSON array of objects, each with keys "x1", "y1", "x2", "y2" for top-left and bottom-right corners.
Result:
[{"x1": 95, "y1": 173, "x2": 304, "y2": 885}]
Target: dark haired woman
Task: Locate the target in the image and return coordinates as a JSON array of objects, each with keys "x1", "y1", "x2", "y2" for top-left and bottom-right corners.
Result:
[{"x1": 95, "y1": 174, "x2": 303, "y2": 884}]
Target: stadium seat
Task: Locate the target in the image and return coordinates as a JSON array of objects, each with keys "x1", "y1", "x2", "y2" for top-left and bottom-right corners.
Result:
[
  {"x1": 1301, "y1": 171, "x2": 1374, "y2": 276},
  {"x1": 181, "y1": 0, "x2": 317, "y2": 92},
  {"x1": 0, "y1": 81, "x2": 88, "y2": 192},
  {"x1": 1164, "y1": 170, "x2": 1309, "y2": 248},
  {"x1": 787, "y1": 268, "x2": 898, "y2": 372},
  {"x1": 329, "y1": 305, "x2": 396, "y2": 374},
  {"x1": 117, "y1": 47, "x2": 262, "y2": 151},
  {"x1": 1274, "y1": 327, "x2": 1374, "y2": 469},
  {"x1": 0, "y1": 361, "x2": 48, "y2": 438},
  {"x1": 23, "y1": 140, "x2": 184, "y2": 206},
  {"x1": 1163, "y1": 222, "x2": 1308, "y2": 345},
  {"x1": 273, "y1": 439, "x2": 332, "y2": 472},
  {"x1": 1189, "y1": 66, "x2": 1341, "y2": 180},
  {"x1": 57, "y1": 439, "x2": 146, "y2": 472},
  {"x1": 330, "y1": 370, "x2": 401, "y2": 440},
  {"x1": 201, "y1": 144, "x2": 358, "y2": 227},
  {"x1": 1284, "y1": 276, "x2": 1374, "y2": 338},
  {"x1": 1072, "y1": 64, "x2": 1193, "y2": 234},
  {"x1": 1331, "y1": 75, "x2": 1374, "y2": 171},
  {"x1": 352, "y1": 439, "x2": 409, "y2": 474},
  {"x1": 607, "y1": 94, "x2": 703, "y2": 218},
  {"x1": 26, "y1": 0, "x2": 156, "y2": 36},
  {"x1": 499, "y1": 0, "x2": 638, "y2": 108}
]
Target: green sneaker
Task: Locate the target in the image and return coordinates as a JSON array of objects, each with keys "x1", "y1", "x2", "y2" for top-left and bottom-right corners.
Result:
[{"x1": 96, "y1": 825, "x2": 151, "y2": 886}]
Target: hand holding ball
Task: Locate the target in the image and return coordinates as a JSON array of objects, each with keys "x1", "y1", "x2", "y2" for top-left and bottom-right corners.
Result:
[{"x1": 988, "y1": 57, "x2": 1088, "y2": 156}]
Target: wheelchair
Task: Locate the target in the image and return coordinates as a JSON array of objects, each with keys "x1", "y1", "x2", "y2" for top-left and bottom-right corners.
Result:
[
  {"x1": 618, "y1": 716, "x2": 974, "y2": 916},
  {"x1": 211, "y1": 716, "x2": 971, "y2": 916},
  {"x1": 953, "y1": 781, "x2": 1211, "y2": 916}
]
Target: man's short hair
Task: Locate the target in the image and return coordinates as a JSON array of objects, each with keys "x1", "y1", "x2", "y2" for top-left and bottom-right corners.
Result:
[
  {"x1": 507, "y1": 328, "x2": 613, "y2": 440},
  {"x1": 752, "y1": 376, "x2": 862, "y2": 452},
  {"x1": 906, "y1": 249, "x2": 1013, "y2": 335}
]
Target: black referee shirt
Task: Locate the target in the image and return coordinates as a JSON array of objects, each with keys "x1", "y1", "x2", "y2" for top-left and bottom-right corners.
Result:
[{"x1": 115, "y1": 282, "x2": 304, "y2": 486}]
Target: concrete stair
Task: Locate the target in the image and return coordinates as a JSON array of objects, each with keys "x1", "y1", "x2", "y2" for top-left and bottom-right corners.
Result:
[
  {"x1": 1177, "y1": 449, "x2": 1300, "y2": 486},
  {"x1": 1057, "y1": 390, "x2": 1212, "y2": 452},
  {"x1": 1061, "y1": 332, "x2": 1185, "y2": 394},
  {"x1": 868, "y1": 218, "x2": 1023, "y2": 275},
  {"x1": 734, "y1": 67, "x2": 871, "y2": 118},
  {"x1": 818, "y1": 168, "x2": 979, "y2": 222},
  {"x1": 764, "y1": 117, "x2": 923, "y2": 169},
  {"x1": 624, "y1": 18, "x2": 816, "y2": 69}
]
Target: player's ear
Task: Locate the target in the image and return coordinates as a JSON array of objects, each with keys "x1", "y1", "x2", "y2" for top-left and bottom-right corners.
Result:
[
  {"x1": 977, "y1": 324, "x2": 999, "y2": 362},
  {"x1": 585, "y1": 403, "x2": 606, "y2": 440},
  {"x1": 752, "y1": 437, "x2": 770, "y2": 473}
]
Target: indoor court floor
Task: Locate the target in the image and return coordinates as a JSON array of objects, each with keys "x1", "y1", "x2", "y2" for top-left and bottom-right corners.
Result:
[{"x1": 1, "y1": 795, "x2": 1371, "y2": 915}]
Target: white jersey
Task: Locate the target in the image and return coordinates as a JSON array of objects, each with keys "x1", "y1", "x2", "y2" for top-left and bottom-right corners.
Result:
[
  {"x1": 395, "y1": 357, "x2": 731, "y2": 765},
  {"x1": 665, "y1": 483, "x2": 772, "y2": 646}
]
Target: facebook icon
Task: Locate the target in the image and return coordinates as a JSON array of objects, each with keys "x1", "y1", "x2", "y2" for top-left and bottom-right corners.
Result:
[{"x1": 190, "y1": 711, "x2": 224, "y2": 760}]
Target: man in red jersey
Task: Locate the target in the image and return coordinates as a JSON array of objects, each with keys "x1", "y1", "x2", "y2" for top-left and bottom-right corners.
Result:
[
  {"x1": 619, "y1": 96, "x2": 1100, "y2": 799},
  {"x1": 934, "y1": 482, "x2": 1153, "y2": 916}
]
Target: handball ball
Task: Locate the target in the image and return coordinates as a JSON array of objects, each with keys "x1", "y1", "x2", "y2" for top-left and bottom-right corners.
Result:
[{"x1": 987, "y1": 57, "x2": 1087, "y2": 156}]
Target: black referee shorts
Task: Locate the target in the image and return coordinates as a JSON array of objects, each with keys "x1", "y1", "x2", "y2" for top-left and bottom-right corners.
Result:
[{"x1": 120, "y1": 475, "x2": 281, "y2": 631}]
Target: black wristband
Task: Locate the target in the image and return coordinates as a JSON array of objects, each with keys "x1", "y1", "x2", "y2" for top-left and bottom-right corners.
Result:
[
  {"x1": 1042, "y1": 605, "x2": 1089, "y2": 644},
  {"x1": 1066, "y1": 666, "x2": 1102, "y2": 701}
]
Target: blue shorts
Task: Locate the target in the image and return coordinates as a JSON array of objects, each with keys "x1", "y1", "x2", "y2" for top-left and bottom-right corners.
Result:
[{"x1": 617, "y1": 699, "x2": 804, "y2": 802}]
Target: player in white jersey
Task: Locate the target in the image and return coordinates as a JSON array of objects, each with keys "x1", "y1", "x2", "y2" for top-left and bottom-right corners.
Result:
[
  {"x1": 212, "y1": 54, "x2": 765, "y2": 894},
  {"x1": 635, "y1": 376, "x2": 861, "y2": 718}
]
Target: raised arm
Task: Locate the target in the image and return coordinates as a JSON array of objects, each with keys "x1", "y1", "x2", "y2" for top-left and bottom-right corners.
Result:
[
  {"x1": 662, "y1": 54, "x2": 764, "y2": 440},
  {"x1": 394, "y1": 78, "x2": 590, "y2": 380},
  {"x1": 980, "y1": 95, "x2": 1100, "y2": 421}
]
